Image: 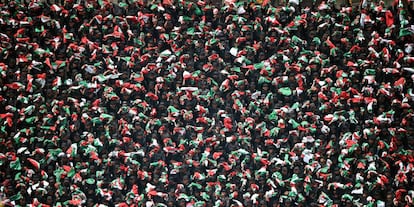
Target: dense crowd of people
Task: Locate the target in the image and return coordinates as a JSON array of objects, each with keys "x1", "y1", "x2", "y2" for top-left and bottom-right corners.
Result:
[{"x1": 0, "y1": 0, "x2": 414, "y2": 206}]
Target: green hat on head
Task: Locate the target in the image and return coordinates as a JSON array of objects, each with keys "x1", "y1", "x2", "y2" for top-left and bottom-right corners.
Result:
[
  {"x1": 86, "y1": 178, "x2": 95, "y2": 185},
  {"x1": 399, "y1": 28, "x2": 413, "y2": 38},
  {"x1": 10, "y1": 157, "x2": 22, "y2": 171},
  {"x1": 278, "y1": 87, "x2": 292, "y2": 96},
  {"x1": 10, "y1": 192, "x2": 22, "y2": 201}
]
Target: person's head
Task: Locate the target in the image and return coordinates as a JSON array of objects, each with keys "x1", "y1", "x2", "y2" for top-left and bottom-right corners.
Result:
[{"x1": 345, "y1": 199, "x2": 353, "y2": 207}]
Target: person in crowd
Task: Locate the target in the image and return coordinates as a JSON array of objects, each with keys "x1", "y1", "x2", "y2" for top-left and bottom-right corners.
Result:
[{"x1": 0, "y1": 0, "x2": 413, "y2": 206}]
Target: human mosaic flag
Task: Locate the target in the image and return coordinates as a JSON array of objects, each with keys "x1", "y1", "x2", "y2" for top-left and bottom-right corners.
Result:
[{"x1": 0, "y1": 0, "x2": 414, "y2": 206}]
